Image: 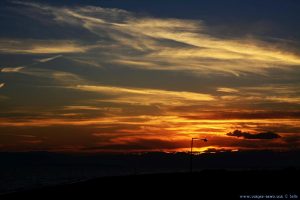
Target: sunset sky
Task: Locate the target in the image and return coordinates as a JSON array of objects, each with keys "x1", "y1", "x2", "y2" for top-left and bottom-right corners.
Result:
[{"x1": 0, "y1": 0, "x2": 300, "y2": 153}]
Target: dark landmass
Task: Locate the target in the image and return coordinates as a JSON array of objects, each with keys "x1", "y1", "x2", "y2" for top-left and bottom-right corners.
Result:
[
  {"x1": 1, "y1": 169, "x2": 299, "y2": 200},
  {"x1": 0, "y1": 150, "x2": 300, "y2": 199},
  {"x1": 1, "y1": 150, "x2": 300, "y2": 170}
]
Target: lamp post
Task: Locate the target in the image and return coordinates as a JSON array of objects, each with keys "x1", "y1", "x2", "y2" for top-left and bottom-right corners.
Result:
[{"x1": 190, "y1": 138, "x2": 208, "y2": 173}]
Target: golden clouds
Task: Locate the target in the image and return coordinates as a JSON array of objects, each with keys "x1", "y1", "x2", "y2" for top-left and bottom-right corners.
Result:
[
  {"x1": 229, "y1": 85, "x2": 300, "y2": 105},
  {"x1": 1, "y1": 112, "x2": 298, "y2": 152},
  {"x1": 1, "y1": 67, "x2": 24, "y2": 73},
  {"x1": 217, "y1": 87, "x2": 239, "y2": 93},
  {"x1": 8, "y1": 2, "x2": 300, "y2": 76},
  {"x1": 114, "y1": 17, "x2": 300, "y2": 75},
  {"x1": 0, "y1": 40, "x2": 90, "y2": 54},
  {"x1": 9, "y1": 2, "x2": 300, "y2": 75},
  {"x1": 75, "y1": 84, "x2": 214, "y2": 106},
  {"x1": 38, "y1": 55, "x2": 63, "y2": 62},
  {"x1": 1, "y1": 2, "x2": 300, "y2": 152},
  {"x1": 63, "y1": 106, "x2": 102, "y2": 110}
]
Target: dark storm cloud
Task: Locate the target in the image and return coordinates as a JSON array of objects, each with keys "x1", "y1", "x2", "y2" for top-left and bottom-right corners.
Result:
[{"x1": 226, "y1": 130, "x2": 281, "y2": 140}]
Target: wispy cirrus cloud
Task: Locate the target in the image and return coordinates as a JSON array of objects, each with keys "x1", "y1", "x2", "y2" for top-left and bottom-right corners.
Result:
[
  {"x1": 75, "y1": 84, "x2": 214, "y2": 106},
  {"x1": 37, "y1": 55, "x2": 62, "y2": 62},
  {"x1": 0, "y1": 1, "x2": 299, "y2": 152},
  {"x1": 0, "y1": 39, "x2": 91, "y2": 54},
  {"x1": 63, "y1": 105, "x2": 105, "y2": 111},
  {"x1": 1, "y1": 66, "x2": 25, "y2": 73},
  {"x1": 217, "y1": 87, "x2": 239, "y2": 93},
  {"x1": 8, "y1": 1, "x2": 300, "y2": 76},
  {"x1": 179, "y1": 111, "x2": 300, "y2": 120}
]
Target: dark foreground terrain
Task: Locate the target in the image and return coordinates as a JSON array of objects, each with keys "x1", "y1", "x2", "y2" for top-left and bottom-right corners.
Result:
[{"x1": 1, "y1": 169, "x2": 299, "y2": 200}]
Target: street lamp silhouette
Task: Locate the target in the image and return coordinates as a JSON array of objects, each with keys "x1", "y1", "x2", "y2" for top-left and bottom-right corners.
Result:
[{"x1": 190, "y1": 138, "x2": 208, "y2": 173}]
